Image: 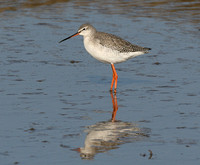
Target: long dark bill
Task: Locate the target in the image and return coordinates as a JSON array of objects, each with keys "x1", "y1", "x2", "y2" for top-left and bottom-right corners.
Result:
[{"x1": 59, "y1": 32, "x2": 80, "y2": 43}]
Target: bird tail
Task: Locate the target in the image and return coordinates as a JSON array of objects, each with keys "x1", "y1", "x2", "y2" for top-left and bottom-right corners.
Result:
[
  {"x1": 144, "y1": 47, "x2": 151, "y2": 53},
  {"x1": 144, "y1": 47, "x2": 151, "y2": 50}
]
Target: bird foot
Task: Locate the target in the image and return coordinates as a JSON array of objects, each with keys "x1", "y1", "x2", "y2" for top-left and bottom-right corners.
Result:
[{"x1": 109, "y1": 88, "x2": 117, "y2": 94}]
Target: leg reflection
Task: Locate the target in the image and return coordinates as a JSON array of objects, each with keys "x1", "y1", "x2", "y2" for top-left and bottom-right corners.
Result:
[{"x1": 111, "y1": 92, "x2": 118, "y2": 122}]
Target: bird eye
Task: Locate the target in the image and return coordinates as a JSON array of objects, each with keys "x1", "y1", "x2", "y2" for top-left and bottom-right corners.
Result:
[{"x1": 83, "y1": 28, "x2": 86, "y2": 30}]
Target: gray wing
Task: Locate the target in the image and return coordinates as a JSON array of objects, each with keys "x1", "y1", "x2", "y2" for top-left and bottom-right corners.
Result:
[{"x1": 94, "y1": 32, "x2": 151, "y2": 53}]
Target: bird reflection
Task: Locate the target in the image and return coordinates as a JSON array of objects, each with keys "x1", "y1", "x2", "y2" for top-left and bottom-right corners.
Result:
[{"x1": 74, "y1": 92, "x2": 149, "y2": 160}]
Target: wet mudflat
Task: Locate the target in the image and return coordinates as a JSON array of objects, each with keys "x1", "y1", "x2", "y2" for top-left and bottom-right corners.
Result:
[{"x1": 0, "y1": 0, "x2": 200, "y2": 164}]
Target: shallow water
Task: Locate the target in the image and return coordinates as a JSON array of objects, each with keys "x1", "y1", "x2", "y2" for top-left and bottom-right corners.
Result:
[{"x1": 0, "y1": 0, "x2": 200, "y2": 164}]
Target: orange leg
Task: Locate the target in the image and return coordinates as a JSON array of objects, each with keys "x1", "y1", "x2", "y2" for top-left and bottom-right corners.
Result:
[
  {"x1": 110, "y1": 73, "x2": 115, "y2": 92},
  {"x1": 110, "y1": 64, "x2": 118, "y2": 93}
]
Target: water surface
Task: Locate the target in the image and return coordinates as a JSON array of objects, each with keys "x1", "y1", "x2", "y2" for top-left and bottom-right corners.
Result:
[{"x1": 0, "y1": 0, "x2": 200, "y2": 164}]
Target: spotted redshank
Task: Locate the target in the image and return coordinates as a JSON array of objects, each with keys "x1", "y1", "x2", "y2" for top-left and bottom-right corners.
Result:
[{"x1": 59, "y1": 23, "x2": 151, "y2": 93}]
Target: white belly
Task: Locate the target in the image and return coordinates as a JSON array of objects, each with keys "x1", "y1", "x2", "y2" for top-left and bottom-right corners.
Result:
[{"x1": 83, "y1": 37, "x2": 145, "y2": 64}]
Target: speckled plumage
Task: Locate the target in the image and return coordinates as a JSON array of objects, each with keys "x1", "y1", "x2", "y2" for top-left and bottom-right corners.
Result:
[{"x1": 95, "y1": 31, "x2": 150, "y2": 53}]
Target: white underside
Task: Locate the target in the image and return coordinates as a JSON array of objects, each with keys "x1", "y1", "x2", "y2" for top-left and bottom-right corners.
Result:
[{"x1": 83, "y1": 36, "x2": 145, "y2": 64}]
